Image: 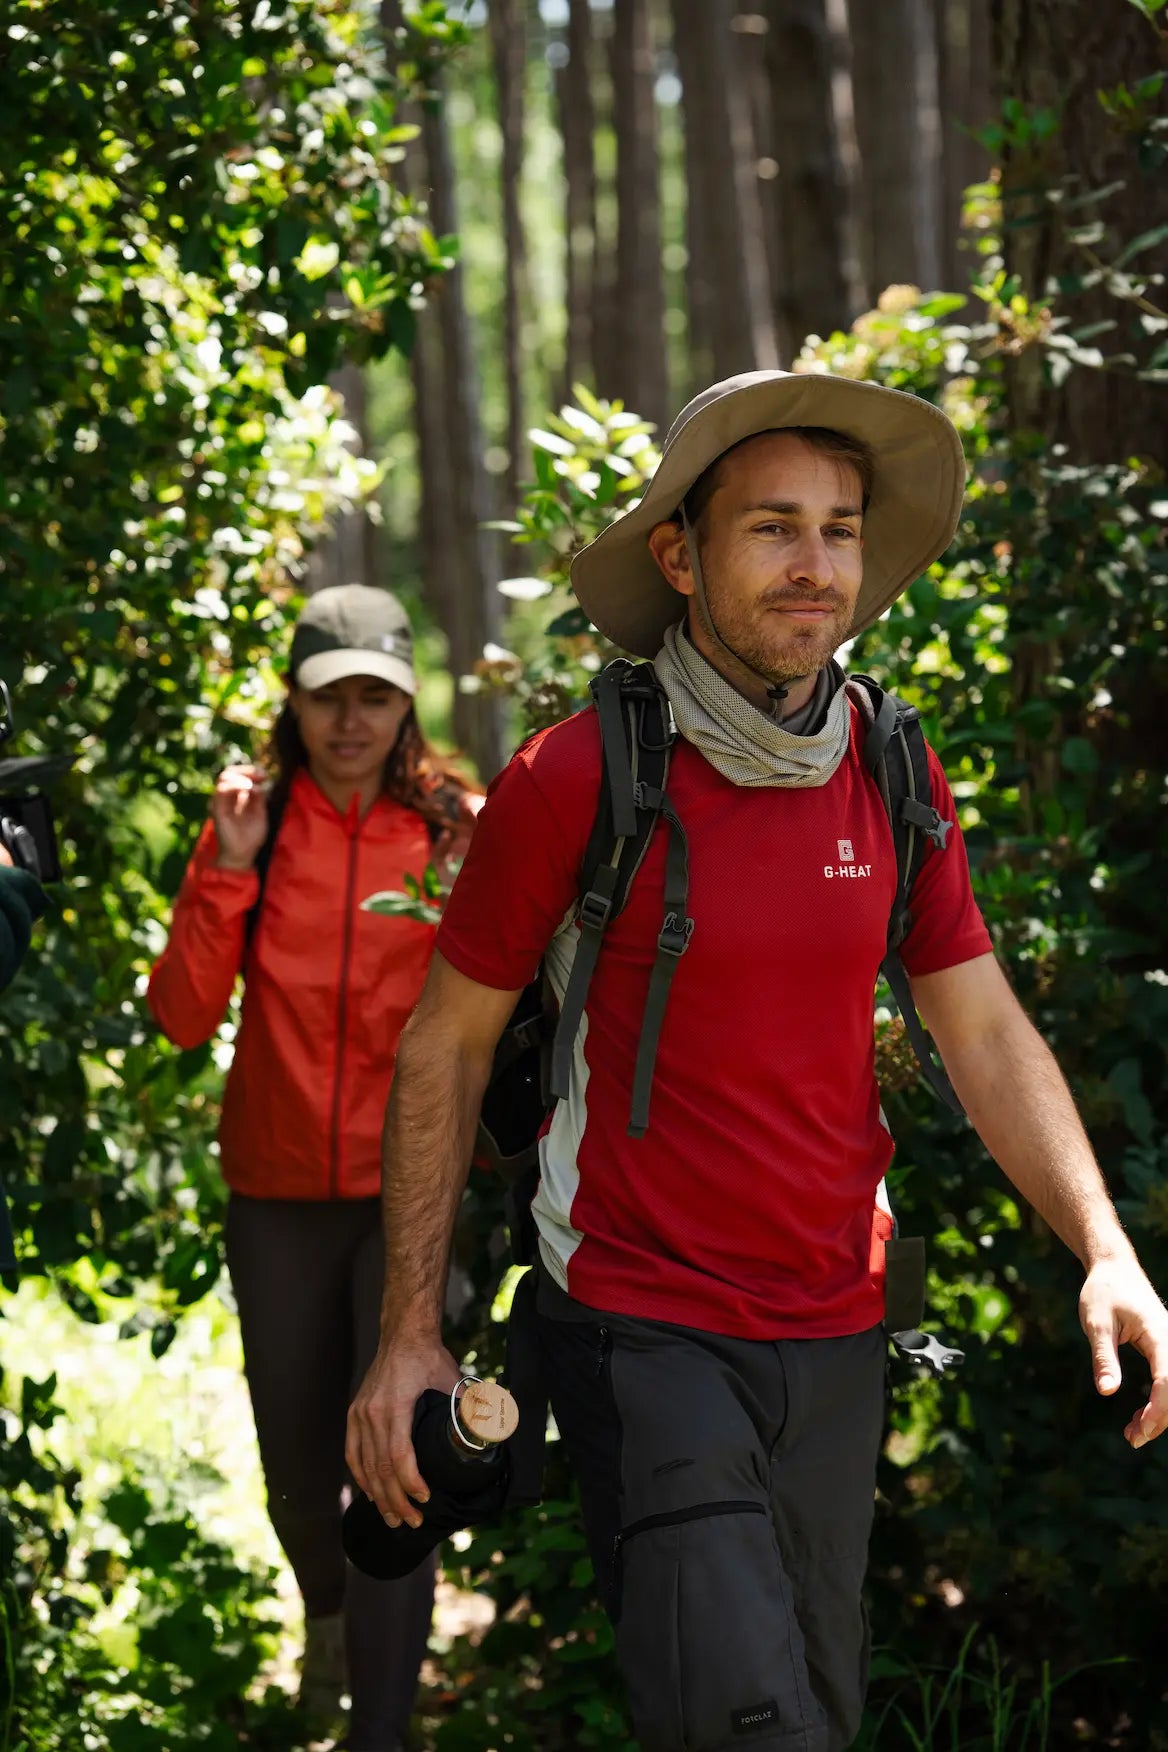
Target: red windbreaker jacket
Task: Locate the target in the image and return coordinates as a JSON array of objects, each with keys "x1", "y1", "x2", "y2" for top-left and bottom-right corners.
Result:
[{"x1": 148, "y1": 770, "x2": 437, "y2": 1200}]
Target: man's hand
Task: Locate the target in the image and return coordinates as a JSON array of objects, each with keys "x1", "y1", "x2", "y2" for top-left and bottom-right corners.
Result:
[
  {"x1": 1080, "y1": 1257, "x2": 1168, "y2": 1448},
  {"x1": 346, "y1": 1335, "x2": 462, "y2": 1527}
]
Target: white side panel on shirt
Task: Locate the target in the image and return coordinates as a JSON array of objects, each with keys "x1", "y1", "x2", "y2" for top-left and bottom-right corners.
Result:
[{"x1": 532, "y1": 913, "x2": 587, "y2": 1287}]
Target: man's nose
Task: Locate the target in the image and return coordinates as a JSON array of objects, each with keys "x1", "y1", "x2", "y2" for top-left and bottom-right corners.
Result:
[{"x1": 786, "y1": 529, "x2": 834, "y2": 589}]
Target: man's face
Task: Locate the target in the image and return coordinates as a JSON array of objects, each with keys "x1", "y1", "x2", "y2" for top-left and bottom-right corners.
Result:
[{"x1": 655, "y1": 432, "x2": 866, "y2": 686}]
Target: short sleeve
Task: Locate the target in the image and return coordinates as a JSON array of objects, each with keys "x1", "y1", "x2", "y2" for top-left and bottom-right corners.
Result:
[
  {"x1": 898, "y1": 747, "x2": 993, "y2": 979},
  {"x1": 436, "y1": 743, "x2": 590, "y2": 991}
]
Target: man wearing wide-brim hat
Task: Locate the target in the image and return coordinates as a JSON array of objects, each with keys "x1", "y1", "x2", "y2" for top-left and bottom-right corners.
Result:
[{"x1": 350, "y1": 371, "x2": 1168, "y2": 1751}]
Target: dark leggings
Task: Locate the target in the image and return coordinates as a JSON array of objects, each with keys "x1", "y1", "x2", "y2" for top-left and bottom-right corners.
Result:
[{"x1": 225, "y1": 1193, "x2": 435, "y2": 1750}]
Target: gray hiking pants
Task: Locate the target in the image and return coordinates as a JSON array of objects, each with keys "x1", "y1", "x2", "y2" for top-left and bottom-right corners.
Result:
[
  {"x1": 534, "y1": 1271, "x2": 886, "y2": 1752},
  {"x1": 225, "y1": 1194, "x2": 435, "y2": 1748}
]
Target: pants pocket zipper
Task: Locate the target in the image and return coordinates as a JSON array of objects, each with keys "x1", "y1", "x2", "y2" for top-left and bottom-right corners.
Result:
[{"x1": 613, "y1": 1498, "x2": 766, "y2": 1561}]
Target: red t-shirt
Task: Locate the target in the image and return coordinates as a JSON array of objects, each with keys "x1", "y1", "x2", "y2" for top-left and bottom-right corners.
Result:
[{"x1": 437, "y1": 698, "x2": 991, "y2": 1340}]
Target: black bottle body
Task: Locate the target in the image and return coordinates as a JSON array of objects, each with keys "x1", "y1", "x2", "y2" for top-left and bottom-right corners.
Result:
[{"x1": 342, "y1": 1389, "x2": 510, "y2": 1580}]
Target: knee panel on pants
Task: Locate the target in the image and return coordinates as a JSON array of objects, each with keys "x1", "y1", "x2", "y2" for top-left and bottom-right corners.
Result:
[{"x1": 613, "y1": 1499, "x2": 829, "y2": 1752}]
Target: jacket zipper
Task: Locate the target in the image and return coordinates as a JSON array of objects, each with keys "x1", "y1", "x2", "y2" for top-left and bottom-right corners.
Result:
[
  {"x1": 330, "y1": 815, "x2": 361, "y2": 1198},
  {"x1": 612, "y1": 1498, "x2": 765, "y2": 1559}
]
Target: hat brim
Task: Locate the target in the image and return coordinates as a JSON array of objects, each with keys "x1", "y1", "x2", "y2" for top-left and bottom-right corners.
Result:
[
  {"x1": 569, "y1": 371, "x2": 966, "y2": 659},
  {"x1": 294, "y1": 649, "x2": 417, "y2": 696}
]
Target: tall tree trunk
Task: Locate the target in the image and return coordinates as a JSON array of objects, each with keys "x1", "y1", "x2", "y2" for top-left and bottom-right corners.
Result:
[
  {"x1": 990, "y1": 0, "x2": 1166, "y2": 466},
  {"x1": 765, "y1": 0, "x2": 864, "y2": 355},
  {"x1": 847, "y1": 0, "x2": 942, "y2": 296},
  {"x1": 381, "y1": 0, "x2": 504, "y2": 775},
  {"x1": 608, "y1": 0, "x2": 669, "y2": 429},
  {"x1": 304, "y1": 361, "x2": 379, "y2": 595},
  {"x1": 556, "y1": 0, "x2": 598, "y2": 400},
  {"x1": 417, "y1": 93, "x2": 505, "y2": 775},
  {"x1": 488, "y1": 0, "x2": 528, "y2": 521},
  {"x1": 935, "y1": 0, "x2": 992, "y2": 292},
  {"x1": 671, "y1": 0, "x2": 779, "y2": 392}
]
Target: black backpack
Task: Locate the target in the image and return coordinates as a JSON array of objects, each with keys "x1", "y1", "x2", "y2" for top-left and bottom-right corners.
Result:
[{"x1": 476, "y1": 658, "x2": 964, "y2": 1197}]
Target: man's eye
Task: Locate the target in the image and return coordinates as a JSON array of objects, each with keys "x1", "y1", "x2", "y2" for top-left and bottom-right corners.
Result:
[{"x1": 827, "y1": 526, "x2": 857, "y2": 539}]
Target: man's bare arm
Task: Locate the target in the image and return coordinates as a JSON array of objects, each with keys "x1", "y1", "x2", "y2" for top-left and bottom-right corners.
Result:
[
  {"x1": 913, "y1": 953, "x2": 1168, "y2": 1447},
  {"x1": 346, "y1": 952, "x2": 522, "y2": 1523}
]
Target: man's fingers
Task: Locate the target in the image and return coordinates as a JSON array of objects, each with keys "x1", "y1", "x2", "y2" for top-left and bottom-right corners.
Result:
[
  {"x1": 1125, "y1": 1333, "x2": 1168, "y2": 1449},
  {"x1": 1086, "y1": 1317, "x2": 1122, "y2": 1395},
  {"x1": 1141, "y1": 1372, "x2": 1168, "y2": 1442},
  {"x1": 345, "y1": 1404, "x2": 370, "y2": 1498}
]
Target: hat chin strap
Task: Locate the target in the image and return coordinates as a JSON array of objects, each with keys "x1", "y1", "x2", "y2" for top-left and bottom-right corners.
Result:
[{"x1": 680, "y1": 509, "x2": 810, "y2": 716}]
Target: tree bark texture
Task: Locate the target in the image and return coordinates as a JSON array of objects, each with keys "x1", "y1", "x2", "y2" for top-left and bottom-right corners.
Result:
[
  {"x1": 764, "y1": 0, "x2": 864, "y2": 354},
  {"x1": 671, "y1": 0, "x2": 779, "y2": 392},
  {"x1": 990, "y1": 0, "x2": 1167, "y2": 467},
  {"x1": 382, "y1": 0, "x2": 505, "y2": 775},
  {"x1": 488, "y1": 0, "x2": 529, "y2": 520},
  {"x1": 934, "y1": 0, "x2": 992, "y2": 291},
  {"x1": 417, "y1": 92, "x2": 505, "y2": 776},
  {"x1": 608, "y1": 0, "x2": 670, "y2": 429},
  {"x1": 847, "y1": 0, "x2": 942, "y2": 296},
  {"x1": 557, "y1": 0, "x2": 599, "y2": 400},
  {"x1": 303, "y1": 360, "x2": 380, "y2": 596}
]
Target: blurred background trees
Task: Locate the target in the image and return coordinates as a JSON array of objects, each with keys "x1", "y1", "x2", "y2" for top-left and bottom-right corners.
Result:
[{"x1": 2, "y1": 0, "x2": 1167, "y2": 1746}]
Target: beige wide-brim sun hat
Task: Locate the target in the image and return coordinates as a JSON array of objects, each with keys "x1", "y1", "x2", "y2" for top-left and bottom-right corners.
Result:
[{"x1": 569, "y1": 369, "x2": 967, "y2": 659}]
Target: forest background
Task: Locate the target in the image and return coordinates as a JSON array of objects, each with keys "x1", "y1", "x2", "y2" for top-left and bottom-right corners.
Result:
[{"x1": 1, "y1": 0, "x2": 1167, "y2": 1748}]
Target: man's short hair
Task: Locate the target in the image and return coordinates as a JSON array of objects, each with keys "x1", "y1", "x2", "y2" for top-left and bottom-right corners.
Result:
[{"x1": 680, "y1": 425, "x2": 876, "y2": 536}]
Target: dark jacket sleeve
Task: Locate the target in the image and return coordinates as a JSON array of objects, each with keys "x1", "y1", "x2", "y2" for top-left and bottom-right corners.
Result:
[{"x1": 0, "y1": 864, "x2": 47, "y2": 994}]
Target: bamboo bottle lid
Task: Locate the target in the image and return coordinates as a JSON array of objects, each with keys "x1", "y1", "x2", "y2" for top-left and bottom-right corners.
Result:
[{"x1": 456, "y1": 1379, "x2": 520, "y2": 1447}]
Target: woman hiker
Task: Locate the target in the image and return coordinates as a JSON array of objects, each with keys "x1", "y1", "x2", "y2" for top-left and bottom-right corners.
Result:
[{"x1": 149, "y1": 584, "x2": 478, "y2": 1752}]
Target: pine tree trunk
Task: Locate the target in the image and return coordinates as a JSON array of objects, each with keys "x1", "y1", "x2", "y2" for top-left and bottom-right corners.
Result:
[
  {"x1": 488, "y1": 0, "x2": 528, "y2": 520},
  {"x1": 609, "y1": 0, "x2": 670, "y2": 429},
  {"x1": 304, "y1": 361, "x2": 379, "y2": 595},
  {"x1": 381, "y1": 0, "x2": 504, "y2": 775},
  {"x1": 556, "y1": 0, "x2": 598, "y2": 399},
  {"x1": 417, "y1": 93, "x2": 505, "y2": 776},
  {"x1": 671, "y1": 0, "x2": 778, "y2": 392},
  {"x1": 847, "y1": 0, "x2": 942, "y2": 296},
  {"x1": 764, "y1": 0, "x2": 864, "y2": 355},
  {"x1": 935, "y1": 0, "x2": 991, "y2": 292},
  {"x1": 990, "y1": 0, "x2": 1167, "y2": 466}
]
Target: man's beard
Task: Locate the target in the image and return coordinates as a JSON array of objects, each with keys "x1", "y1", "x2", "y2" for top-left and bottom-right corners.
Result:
[{"x1": 702, "y1": 576, "x2": 851, "y2": 687}]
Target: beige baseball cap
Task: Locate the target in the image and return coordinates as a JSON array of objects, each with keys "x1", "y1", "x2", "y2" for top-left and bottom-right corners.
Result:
[
  {"x1": 289, "y1": 584, "x2": 417, "y2": 695},
  {"x1": 569, "y1": 370, "x2": 966, "y2": 659}
]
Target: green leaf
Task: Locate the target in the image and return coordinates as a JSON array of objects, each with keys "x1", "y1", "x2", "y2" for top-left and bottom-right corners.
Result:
[
  {"x1": 546, "y1": 606, "x2": 592, "y2": 638},
  {"x1": 361, "y1": 891, "x2": 442, "y2": 924},
  {"x1": 528, "y1": 428, "x2": 576, "y2": 458},
  {"x1": 1060, "y1": 737, "x2": 1099, "y2": 776},
  {"x1": 1114, "y1": 222, "x2": 1168, "y2": 267}
]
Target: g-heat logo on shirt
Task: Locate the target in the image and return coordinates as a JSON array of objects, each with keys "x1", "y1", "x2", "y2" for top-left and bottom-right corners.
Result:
[{"x1": 824, "y1": 837, "x2": 871, "y2": 879}]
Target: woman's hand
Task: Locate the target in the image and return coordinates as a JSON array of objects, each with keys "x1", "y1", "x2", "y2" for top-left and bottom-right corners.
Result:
[{"x1": 211, "y1": 765, "x2": 271, "y2": 872}]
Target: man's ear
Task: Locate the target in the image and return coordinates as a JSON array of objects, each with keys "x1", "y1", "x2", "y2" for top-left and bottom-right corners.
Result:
[{"x1": 647, "y1": 519, "x2": 694, "y2": 599}]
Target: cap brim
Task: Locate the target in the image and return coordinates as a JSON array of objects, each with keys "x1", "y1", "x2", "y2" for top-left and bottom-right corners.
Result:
[
  {"x1": 295, "y1": 650, "x2": 417, "y2": 696},
  {"x1": 569, "y1": 371, "x2": 966, "y2": 659}
]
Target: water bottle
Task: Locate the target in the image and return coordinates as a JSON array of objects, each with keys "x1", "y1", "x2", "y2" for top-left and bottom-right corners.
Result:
[{"x1": 343, "y1": 1376, "x2": 519, "y2": 1579}]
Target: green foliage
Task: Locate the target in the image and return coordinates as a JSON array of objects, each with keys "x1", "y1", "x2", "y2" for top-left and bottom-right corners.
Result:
[
  {"x1": 0, "y1": 0, "x2": 466, "y2": 1738},
  {"x1": 12, "y1": 1464, "x2": 292, "y2": 1752},
  {"x1": 363, "y1": 862, "x2": 445, "y2": 924}
]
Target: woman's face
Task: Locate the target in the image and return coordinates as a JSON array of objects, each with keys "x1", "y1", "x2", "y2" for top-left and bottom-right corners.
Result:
[{"x1": 290, "y1": 673, "x2": 412, "y2": 797}]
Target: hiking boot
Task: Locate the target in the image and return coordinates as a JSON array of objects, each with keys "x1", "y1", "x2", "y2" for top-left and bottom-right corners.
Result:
[{"x1": 298, "y1": 1610, "x2": 346, "y2": 1722}]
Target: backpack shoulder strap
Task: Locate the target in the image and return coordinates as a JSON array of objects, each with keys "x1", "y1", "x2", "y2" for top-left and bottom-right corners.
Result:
[
  {"x1": 846, "y1": 676, "x2": 964, "y2": 1117},
  {"x1": 243, "y1": 788, "x2": 288, "y2": 957},
  {"x1": 551, "y1": 661, "x2": 681, "y2": 1120}
]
